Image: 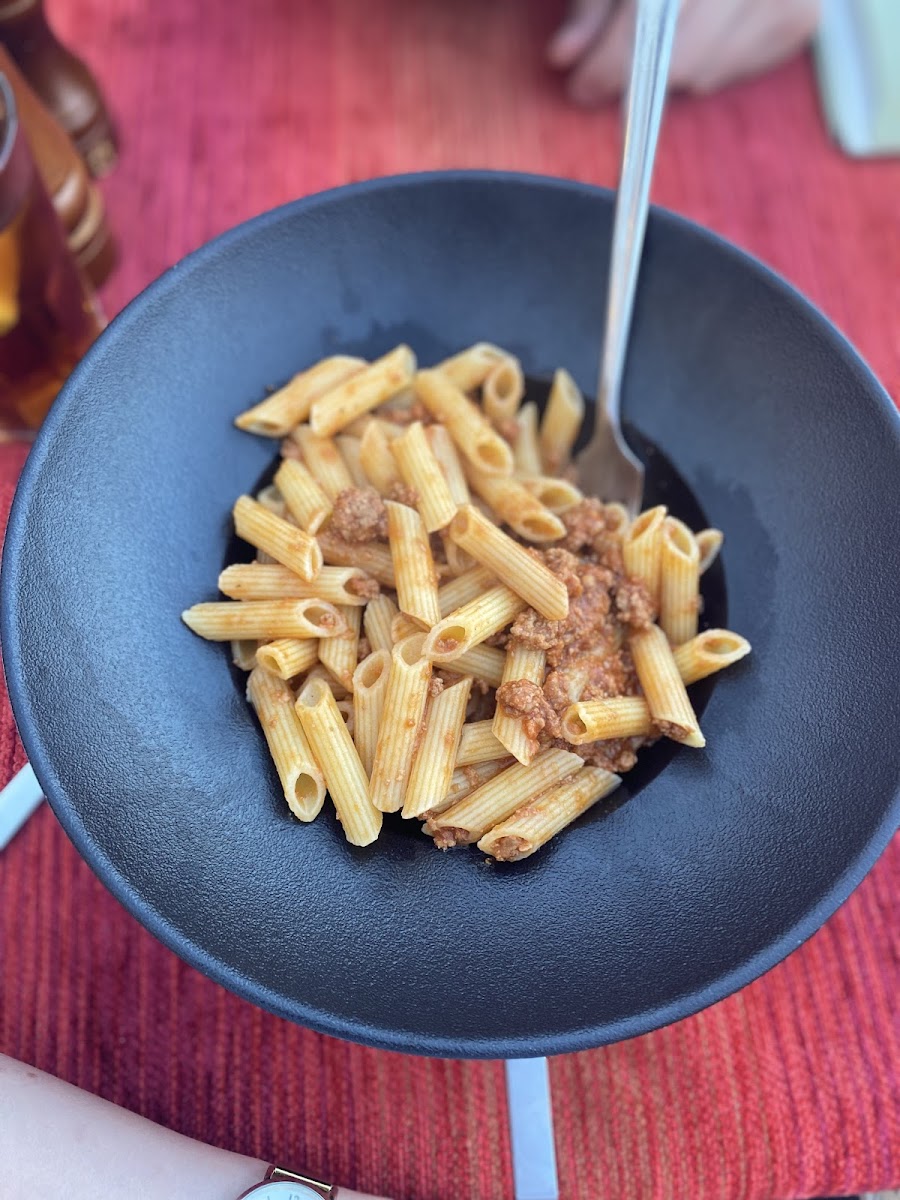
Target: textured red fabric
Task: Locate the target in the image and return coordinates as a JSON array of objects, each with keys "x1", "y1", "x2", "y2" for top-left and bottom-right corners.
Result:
[{"x1": 1, "y1": 2, "x2": 898, "y2": 1197}]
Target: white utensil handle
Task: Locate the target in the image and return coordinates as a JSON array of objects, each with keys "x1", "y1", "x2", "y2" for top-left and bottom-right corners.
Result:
[
  {"x1": 0, "y1": 763, "x2": 44, "y2": 849},
  {"x1": 505, "y1": 1057, "x2": 559, "y2": 1200}
]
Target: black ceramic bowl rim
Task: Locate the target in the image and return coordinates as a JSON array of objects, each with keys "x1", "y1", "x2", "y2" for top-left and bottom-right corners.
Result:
[{"x1": 3, "y1": 171, "x2": 899, "y2": 1058}]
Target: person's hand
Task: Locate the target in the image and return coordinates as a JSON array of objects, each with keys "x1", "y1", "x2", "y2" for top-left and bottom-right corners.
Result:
[{"x1": 547, "y1": 0, "x2": 821, "y2": 106}]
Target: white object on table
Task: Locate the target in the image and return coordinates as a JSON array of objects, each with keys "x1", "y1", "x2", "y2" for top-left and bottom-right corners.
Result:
[
  {"x1": 0, "y1": 763, "x2": 44, "y2": 849},
  {"x1": 505, "y1": 1057, "x2": 559, "y2": 1200}
]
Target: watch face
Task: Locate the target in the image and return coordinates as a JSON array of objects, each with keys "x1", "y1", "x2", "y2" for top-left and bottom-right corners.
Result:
[{"x1": 247, "y1": 1183, "x2": 324, "y2": 1200}]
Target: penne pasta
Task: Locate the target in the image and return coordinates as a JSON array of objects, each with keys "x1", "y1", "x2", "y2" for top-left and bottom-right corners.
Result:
[
  {"x1": 295, "y1": 677, "x2": 382, "y2": 846},
  {"x1": 448, "y1": 505, "x2": 569, "y2": 620},
  {"x1": 428, "y1": 758, "x2": 516, "y2": 818},
  {"x1": 391, "y1": 612, "x2": 422, "y2": 644},
  {"x1": 672, "y1": 629, "x2": 751, "y2": 685},
  {"x1": 539, "y1": 367, "x2": 584, "y2": 473},
  {"x1": 368, "y1": 634, "x2": 433, "y2": 813},
  {"x1": 604, "y1": 502, "x2": 630, "y2": 539},
  {"x1": 630, "y1": 624, "x2": 704, "y2": 747},
  {"x1": 235, "y1": 355, "x2": 366, "y2": 437},
  {"x1": 289, "y1": 425, "x2": 355, "y2": 500},
  {"x1": 254, "y1": 484, "x2": 286, "y2": 516},
  {"x1": 441, "y1": 535, "x2": 477, "y2": 577},
  {"x1": 318, "y1": 604, "x2": 361, "y2": 693},
  {"x1": 623, "y1": 505, "x2": 667, "y2": 600},
  {"x1": 450, "y1": 643, "x2": 507, "y2": 689},
  {"x1": 477, "y1": 766, "x2": 621, "y2": 861},
  {"x1": 492, "y1": 643, "x2": 547, "y2": 764},
  {"x1": 561, "y1": 696, "x2": 652, "y2": 743},
  {"x1": 230, "y1": 639, "x2": 258, "y2": 672},
  {"x1": 426, "y1": 424, "x2": 470, "y2": 506},
  {"x1": 697, "y1": 528, "x2": 724, "y2": 574},
  {"x1": 426, "y1": 746, "x2": 583, "y2": 847},
  {"x1": 456, "y1": 720, "x2": 506, "y2": 767},
  {"x1": 255, "y1": 637, "x2": 319, "y2": 680},
  {"x1": 482, "y1": 357, "x2": 525, "y2": 425},
  {"x1": 519, "y1": 475, "x2": 582, "y2": 514},
  {"x1": 422, "y1": 585, "x2": 526, "y2": 662},
  {"x1": 352, "y1": 649, "x2": 391, "y2": 775},
  {"x1": 385, "y1": 500, "x2": 441, "y2": 628},
  {"x1": 436, "y1": 342, "x2": 507, "y2": 392},
  {"x1": 402, "y1": 677, "x2": 473, "y2": 819},
  {"x1": 182, "y1": 599, "x2": 345, "y2": 642},
  {"x1": 304, "y1": 662, "x2": 349, "y2": 699},
  {"x1": 274, "y1": 458, "x2": 332, "y2": 534},
  {"x1": 233, "y1": 494, "x2": 323, "y2": 580},
  {"x1": 391, "y1": 421, "x2": 458, "y2": 532},
  {"x1": 310, "y1": 345, "x2": 416, "y2": 437},
  {"x1": 246, "y1": 667, "x2": 326, "y2": 821},
  {"x1": 414, "y1": 368, "x2": 514, "y2": 477},
  {"x1": 363, "y1": 593, "x2": 399, "y2": 653},
  {"x1": 335, "y1": 435, "x2": 369, "y2": 488},
  {"x1": 218, "y1": 563, "x2": 374, "y2": 604},
  {"x1": 512, "y1": 402, "x2": 543, "y2": 476},
  {"x1": 317, "y1": 530, "x2": 396, "y2": 587},
  {"x1": 659, "y1": 517, "x2": 701, "y2": 645},
  {"x1": 464, "y1": 462, "x2": 565, "y2": 543},
  {"x1": 437, "y1": 564, "x2": 495, "y2": 617},
  {"x1": 359, "y1": 419, "x2": 401, "y2": 494}
]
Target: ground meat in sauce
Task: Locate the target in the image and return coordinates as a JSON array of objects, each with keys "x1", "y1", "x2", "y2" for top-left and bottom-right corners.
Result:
[
  {"x1": 386, "y1": 480, "x2": 419, "y2": 507},
  {"x1": 552, "y1": 734, "x2": 642, "y2": 774},
  {"x1": 330, "y1": 487, "x2": 388, "y2": 542},
  {"x1": 427, "y1": 676, "x2": 445, "y2": 699},
  {"x1": 496, "y1": 679, "x2": 560, "y2": 742},
  {"x1": 381, "y1": 401, "x2": 430, "y2": 426},
  {"x1": 559, "y1": 498, "x2": 626, "y2": 571},
  {"x1": 614, "y1": 577, "x2": 657, "y2": 630},
  {"x1": 356, "y1": 636, "x2": 371, "y2": 661},
  {"x1": 280, "y1": 437, "x2": 303, "y2": 462},
  {"x1": 346, "y1": 574, "x2": 380, "y2": 601}
]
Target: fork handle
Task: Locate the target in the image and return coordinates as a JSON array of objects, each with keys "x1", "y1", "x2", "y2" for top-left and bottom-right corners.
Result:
[{"x1": 598, "y1": 0, "x2": 679, "y2": 424}]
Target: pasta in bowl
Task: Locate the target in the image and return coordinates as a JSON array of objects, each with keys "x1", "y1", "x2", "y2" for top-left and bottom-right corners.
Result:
[{"x1": 182, "y1": 343, "x2": 750, "y2": 861}]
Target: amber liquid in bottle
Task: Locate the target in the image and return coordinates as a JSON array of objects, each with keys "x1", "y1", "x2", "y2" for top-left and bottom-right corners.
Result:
[{"x1": 0, "y1": 70, "x2": 103, "y2": 432}]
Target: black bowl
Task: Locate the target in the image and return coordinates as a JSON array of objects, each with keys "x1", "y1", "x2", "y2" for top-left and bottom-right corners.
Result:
[{"x1": 3, "y1": 172, "x2": 899, "y2": 1058}]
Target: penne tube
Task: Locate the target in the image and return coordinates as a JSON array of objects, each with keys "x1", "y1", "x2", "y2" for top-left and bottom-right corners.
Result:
[
  {"x1": 456, "y1": 720, "x2": 506, "y2": 767},
  {"x1": 235, "y1": 355, "x2": 366, "y2": 436},
  {"x1": 318, "y1": 604, "x2": 361, "y2": 692},
  {"x1": 255, "y1": 637, "x2": 319, "y2": 680},
  {"x1": 426, "y1": 746, "x2": 583, "y2": 847},
  {"x1": 448, "y1": 505, "x2": 569, "y2": 620},
  {"x1": 385, "y1": 500, "x2": 441, "y2": 628},
  {"x1": 630, "y1": 624, "x2": 704, "y2": 747},
  {"x1": 182, "y1": 599, "x2": 345, "y2": 642},
  {"x1": 368, "y1": 634, "x2": 433, "y2": 813},
  {"x1": 402, "y1": 677, "x2": 473, "y2": 819},
  {"x1": 697, "y1": 528, "x2": 724, "y2": 574},
  {"x1": 218, "y1": 563, "x2": 374, "y2": 604},
  {"x1": 561, "y1": 696, "x2": 652, "y2": 743},
  {"x1": 352, "y1": 649, "x2": 391, "y2": 775},
  {"x1": 464, "y1": 462, "x2": 565, "y2": 543},
  {"x1": 539, "y1": 367, "x2": 584, "y2": 473},
  {"x1": 310, "y1": 345, "x2": 416, "y2": 437},
  {"x1": 519, "y1": 475, "x2": 583, "y2": 514},
  {"x1": 450, "y1": 643, "x2": 507, "y2": 689},
  {"x1": 441, "y1": 535, "x2": 477, "y2": 576},
  {"x1": 391, "y1": 421, "x2": 458, "y2": 532},
  {"x1": 304, "y1": 662, "x2": 349, "y2": 699},
  {"x1": 623, "y1": 505, "x2": 667, "y2": 600},
  {"x1": 672, "y1": 629, "x2": 751, "y2": 685},
  {"x1": 426, "y1": 758, "x2": 516, "y2": 819},
  {"x1": 363, "y1": 593, "x2": 399, "y2": 653},
  {"x1": 492, "y1": 643, "x2": 547, "y2": 764},
  {"x1": 295, "y1": 677, "x2": 382, "y2": 846},
  {"x1": 289, "y1": 425, "x2": 355, "y2": 500},
  {"x1": 391, "y1": 612, "x2": 422, "y2": 644},
  {"x1": 233, "y1": 494, "x2": 323, "y2": 581},
  {"x1": 359, "y1": 419, "x2": 401, "y2": 494},
  {"x1": 478, "y1": 766, "x2": 621, "y2": 861},
  {"x1": 335, "y1": 697, "x2": 355, "y2": 736},
  {"x1": 246, "y1": 667, "x2": 326, "y2": 821},
  {"x1": 274, "y1": 458, "x2": 332, "y2": 534},
  {"x1": 230, "y1": 640, "x2": 258, "y2": 672},
  {"x1": 482, "y1": 357, "x2": 525, "y2": 425},
  {"x1": 513, "y1": 402, "x2": 543, "y2": 476},
  {"x1": 422, "y1": 585, "x2": 526, "y2": 662},
  {"x1": 414, "y1": 369, "x2": 513, "y2": 477},
  {"x1": 426, "y1": 424, "x2": 470, "y2": 506},
  {"x1": 659, "y1": 517, "x2": 701, "y2": 645},
  {"x1": 335, "y1": 435, "x2": 369, "y2": 488},
  {"x1": 317, "y1": 530, "x2": 396, "y2": 587},
  {"x1": 437, "y1": 564, "x2": 495, "y2": 617},
  {"x1": 605, "y1": 502, "x2": 630, "y2": 539},
  {"x1": 436, "y1": 342, "x2": 508, "y2": 393},
  {"x1": 254, "y1": 484, "x2": 286, "y2": 516}
]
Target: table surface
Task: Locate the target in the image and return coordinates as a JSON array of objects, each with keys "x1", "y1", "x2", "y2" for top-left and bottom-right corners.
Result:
[{"x1": 1, "y1": 2, "x2": 898, "y2": 1198}]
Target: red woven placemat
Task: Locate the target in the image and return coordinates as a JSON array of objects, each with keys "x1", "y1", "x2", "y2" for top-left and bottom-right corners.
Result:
[{"x1": 2, "y1": 2, "x2": 898, "y2": 1197}]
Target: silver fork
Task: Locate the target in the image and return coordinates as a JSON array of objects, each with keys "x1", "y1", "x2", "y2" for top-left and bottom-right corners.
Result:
[{"x1": 577, "y1": 0, "x2": 680, "y2": 516}]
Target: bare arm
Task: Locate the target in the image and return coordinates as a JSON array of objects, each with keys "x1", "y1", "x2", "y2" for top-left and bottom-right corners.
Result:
[{"x1": 0, "y1": 1053, "x2": 385, "y2": 1200}]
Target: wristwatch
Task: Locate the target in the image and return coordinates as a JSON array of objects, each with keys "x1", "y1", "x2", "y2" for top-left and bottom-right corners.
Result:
[{"x1": 237, "y1": 1165, "x2": 338, "y2": 1198}]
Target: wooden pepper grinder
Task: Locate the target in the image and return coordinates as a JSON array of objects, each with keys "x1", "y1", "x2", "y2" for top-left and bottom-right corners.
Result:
[
  {"x1": 0, "y1": 0, "x2": 118, "y2": 178},
  {"x1": 0, "y1": 44, "x2": 115, "y2": 288}
]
